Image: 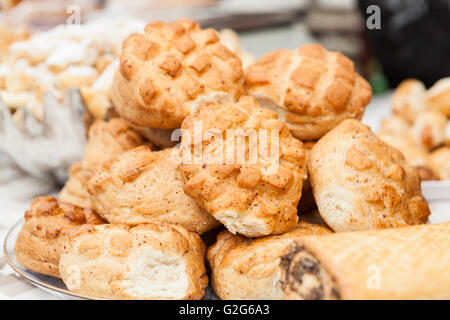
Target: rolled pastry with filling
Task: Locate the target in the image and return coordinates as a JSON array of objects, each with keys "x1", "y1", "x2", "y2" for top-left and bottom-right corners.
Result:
[
  {"x1": 208, "y1": 221, "x2": 331, "y2": 300},
  {"x1": 59, "y1": 222, "x2": 208, "y2": 299},
  {"x1": 281, "y1": 222, "x2": 450, "y2": 299}
]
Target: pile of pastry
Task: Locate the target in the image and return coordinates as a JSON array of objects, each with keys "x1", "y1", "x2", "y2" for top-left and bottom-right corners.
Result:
[
  {"x1": 378, "y1": 78, "x2": 450, "y2": 181},
  {"x1": 14, "y1": 19, "x2": 450, "y2": 300}
]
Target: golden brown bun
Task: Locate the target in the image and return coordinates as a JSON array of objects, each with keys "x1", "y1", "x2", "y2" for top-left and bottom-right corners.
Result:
[
  {"x1": 207, "y1": 221, "x2": 331, "y2": 300},
  {"x1": 281, "y1": 222, "x2": 450, "y2": 299},
  {"x1": 309, "y1": 119, "x2": 430, "y2": 232},
  {"x1": 429, "y1": 147, "x2": 450, "y2": 180},
  {"x1": 425, "y1": 77, "x2": 450, "y2": 117},
  {"x1": 391, "y1": 79, "x2": 426, "y2": 122},
  {"x1": 111, "y1": 19, "x2": 244, "y2": 129},
  {"x1": 179, "y1": 96, "x2": 306, "y2": 237},
  {"x1": 87, "y1": 146, "x2": 219, "y2": 234},
  {"x1": 411, "y1": 110, "x2": 447, "y2": 150},
  {"x1": 59, "y1": 162, "x2": 93, "y2": 209},
  {"x1": 82, "y1": 118, "x2": 145, "y2": 175},
  {"x1": 14, "y1": 197, "x2": 104, "y2": 278},
  {"x1": 59, "y1": 223, "x2": 208, "y2": 299},
  {"x1": 244, "y1": 44, "x2": 372, "y2": 140}
]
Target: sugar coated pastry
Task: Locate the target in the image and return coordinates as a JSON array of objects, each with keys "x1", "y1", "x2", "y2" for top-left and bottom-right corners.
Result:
[
  {"x1": 111, "y1": 19, "x2": 244, "y2": 129},
  {"x1": 308, "y1": 119, "x2": 430, "y2": 232},
  {"x1": 87, "y1": 146, "x2": 219, "y2": 234},
  {"x1": 245, "y1": 44, "x2": 372, "y2": 140},
  {"x1": 82, "y1": 118, "x2": 145, "y2": 175},
  {"x1": 428, "y1": 147, "x2": 450, "y2": 180},
  {"x1": 207, "y1": 221, "x2": 331, "y2": 300},
  {"x1": 391, "y1": 79, "x2": 426, "y2": 122},
  {"x1": 411, "y1": 109, "x2": 447, "y2": 150},
  {"x1": 14, "y1": 196, "x2": 104, "y2": 277},
  {"x1": 425, "y1": 77, "x2": 450, "y2": 117},
  {"x1": 281, "y1": 222, "x2": 450, "y2": 299},
  {"x1": 59, "y1": 162, "x2": 93, "y2": 209},
  {"x1": 179, "y1": 96, "x2": 306, "y2": 237},
  {"x1": 59, "y1": 222, "x2": 208, "y2": 300}
]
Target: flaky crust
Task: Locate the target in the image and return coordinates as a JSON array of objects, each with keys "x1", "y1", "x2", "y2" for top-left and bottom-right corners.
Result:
[
  {"x1": 179, "y1": 96, "x2": 306, "y2": 237},
  {"x1": 82, "y1": 118, "x2": 145, "y2": 175},
  {"x1": 111, "y1": 19, "x2": 244, "y2": 129},
  {"x1": 245, "y1": 44, "x2": 372, "y2": 140},
  {"x1": 59, "y1": 162, "x2": 93, "y2": 209},
  {"x1": 207, "y1": 221, "x2": 331, "y2": 300},
  {"x1": 14, "y1": 197, "x2": 104, "y2": 278},
  {"x1": 425, "y1": 77, "x2": 450, "y2": 117},
  {"x1": 87, "y1": 146, "x2": 219, "y2": 234},
  {"x1": 391, "y1": 79, "x2": 426, "y2": 122},
  {"x1": 59, "y1": 223, "x2": 208, "y2": 299},
  {"x1": 309, "y1": 119, "x2": 430, "y2": 232},
  {"x1": 282, "y1": 222, "x2": 450, "y2": 299},
  {"x1": 429, "y1": 147, "x2": 450, "y2": 180}
]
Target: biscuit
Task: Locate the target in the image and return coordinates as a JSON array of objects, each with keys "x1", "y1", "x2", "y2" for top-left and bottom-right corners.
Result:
[
  {"x1": 308, "y1": 119, "x2": 430, "y2": 232},
  {"x1": 59, "y1": 222, "x2": 208, "y2": 300},
  {"x1": 411, "y1": 110, "x2": 446, "y2": 150},
  {"x1": 111, "y1": 19, "x2": 244, "y2": 129},
  {"x1": 87, "y1": 146, "x2": 220, "y2": 234},
  {"x1": 14, "y1": 196, "x2": 104, "y2": 277},
  {"x1": 59, "y1": 162, "x2": 93, "y2": 209},
  {"x1": 179, "y1": 96, "x2": 306, "y2": 237},
  {"x1": 391, "y1": 79, "x2": 426, "y2": 122},
  {"x1": 82, "y1": 118, "x2": 145, "y2": 175},
  {"x1": 207, "y1": 221, "x2": 331, "y2": 300},
  {"x1": 245, "y1": 44, "x2": 372, "y2": 140},
  {"x1": 428, "y1": 147, "x2": 450, "y2": 180},
  {"x1": 425, "y1": 77, "x2": 450, "y2": 117}
]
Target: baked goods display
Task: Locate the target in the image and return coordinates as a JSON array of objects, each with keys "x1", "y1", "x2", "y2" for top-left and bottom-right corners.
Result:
[
  {"x1": 244, "y1": 44, "x2": 372, "y2": 141},
  {"x1": 179, "y1": 96, "x2": 306, "y2": 237},
  {"x1": 207, "y1": 221, "x2": 331, "y2": 300},
  {"x1": 309, "y1": 119, "x2": 430, "y2": 232},
  {"x1": 59, "y1": 222, "x2": 208, "y2": 299},
  {"x1": 14, "y1": 196, "x2": 104, "y2": 277},
  {"x1": 87, "y1": 146, "x2": 220, "y2": 234},
  {"x1": 11, "y1": 18, "x2": 447, "y2": 300},
  {"x1": 378, "y1": 78, "x2": 450, "y2": 180},
  {"x1": 281, "y1": 222, "x2": 450, "y2": 299}
]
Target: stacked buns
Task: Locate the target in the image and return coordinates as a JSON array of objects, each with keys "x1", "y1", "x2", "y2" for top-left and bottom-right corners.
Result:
[
  {"x1": 379, "y1": 78, "x2": 450, "y2": 181},
  {"x1": 15, "y1": 19, "x2": 444, "y2": 300}
]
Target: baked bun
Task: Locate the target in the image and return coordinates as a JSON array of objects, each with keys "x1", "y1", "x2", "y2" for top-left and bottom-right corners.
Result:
[
  {"x1": 59, "y1": 223, "x2": 208, "y2": 299},
  {"x1": 111, "y1": 19, "x2": 244, "y2": 129},
  {"x1": 244, "y1": 44, "x2": 372, "y2": 140},
  {"x1": 378, "y1": 115, "x2": 410, "y2": 136},
  {"x1": 411, "y1": 110, "x2": 446, "y2": 150},
  {"x1": 59, "y1": 162, "x2": 93, "y2": 209},
  {"x1": 87, "y1": 146, "x2": 219, "y2": 234},
  {"x1": 446, "y1": 121, "x2": 450, "y2": 146},
  {"x1": 309, "y1": 119, "x2": 430, "y2": 232},
  {"x1": 207, "y1": 221, "x2": 331, "y2": 300},
  {"x1": 82, "y1": 118, "x2": 145, "y2": 175},
  {"x1": 425, "y1": 77, "x2": 450, "y2": 117},
  {"x1": 129, "y1": 125, "x2": 178, "y2": 149},
  {"x1": 179, "y1": 96, "x2": 306, "y2": 237},
  {"x1": 429, "y1": 147, "x2": 450, "y2": 180},
  {"x1": 391, "y1": 79, "x2": 426, "y2": 122},
  {"x1": 14, "y1": 197, "x2": 104, "y2": 277}
]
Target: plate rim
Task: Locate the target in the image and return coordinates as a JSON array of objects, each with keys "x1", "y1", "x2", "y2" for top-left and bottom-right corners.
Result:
[{"x1": 2, "y1": 218, "x2": 102, "y2": 300}]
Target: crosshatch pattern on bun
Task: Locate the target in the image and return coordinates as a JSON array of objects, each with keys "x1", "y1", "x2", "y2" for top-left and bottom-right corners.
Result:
[
  {"x1": 14, "y1": 197, "x2": 104, "y2": 278},
  {"x1": 59, "y1": 223, "x2": 208, "y2": 300},
  {"x1": 245, "y1": 44, "x2": 372, "y2": 141},
  {"x1": 179, "y1": 95, "x2": 306, "y2": 237},
  {"x1": 111, "y1": 18, "x2": 244, "y2": 129},
  {"x1": 308, "y1": 119, "x2": 430, "y2": 232},
  {"x1": 87, "y1": 147, "x2": 220, "y2": 234}
]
